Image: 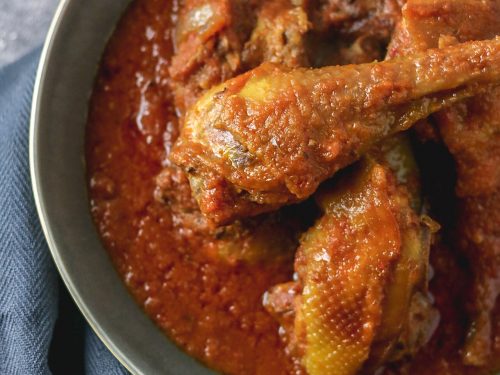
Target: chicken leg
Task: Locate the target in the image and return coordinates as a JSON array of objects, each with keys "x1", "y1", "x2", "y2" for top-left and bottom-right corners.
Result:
[{"x1": 171, "y1": 38, "x2": 500, "y2": 225}]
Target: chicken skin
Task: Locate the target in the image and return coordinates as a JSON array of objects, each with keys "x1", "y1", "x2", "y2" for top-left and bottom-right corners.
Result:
[
  {"x1": 171, "y1": 38, "x2": 500, "y2": 225},
  {"x1": 265, "y1": 137, "x2": 438, "y2": 375},
  {"x1": 387, "y1": 0, "x2": 500, "y2": 365}
]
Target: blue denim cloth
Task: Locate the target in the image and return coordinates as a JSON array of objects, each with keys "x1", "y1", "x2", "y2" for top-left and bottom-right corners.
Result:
[{"x1": 0, "y1": 49, "x2": 128, "y2": 375}]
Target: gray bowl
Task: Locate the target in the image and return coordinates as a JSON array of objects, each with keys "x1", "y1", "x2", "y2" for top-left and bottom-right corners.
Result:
[{"x1": 30, "y1": 1, "x2": 215, "y2": 374}]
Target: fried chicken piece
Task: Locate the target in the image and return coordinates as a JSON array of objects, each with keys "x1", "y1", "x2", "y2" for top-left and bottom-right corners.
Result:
[
  {"x1": 265, "y1": 140, "x2": 439, "y2": 375},
  {"x1": 171, "y1": 38, "x2": 500, "y2": 225},
  {"x1": 387, "y1": 0, "x2": 500, "y2": 365}
]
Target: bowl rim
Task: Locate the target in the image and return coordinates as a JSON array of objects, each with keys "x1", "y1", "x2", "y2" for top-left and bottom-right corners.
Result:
[{"x1": 29, "y1": 1, "x2": 137, "y2": 373}]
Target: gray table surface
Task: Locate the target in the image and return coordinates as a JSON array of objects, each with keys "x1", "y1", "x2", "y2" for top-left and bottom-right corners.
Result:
[{"x1": 0, "y1": 0, "x2": 59, "y2": 68}]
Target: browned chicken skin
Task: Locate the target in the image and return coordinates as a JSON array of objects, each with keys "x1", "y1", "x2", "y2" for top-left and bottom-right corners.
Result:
[
  {"x1": 387, "y1": 0, "x2": 500, "y2": 365},
  {"x1": 171, "y1": 38, "x2": 500, "y2": 225},
  {"x1": 265, "y1": 139, "x2": 439, "y2": 375}
]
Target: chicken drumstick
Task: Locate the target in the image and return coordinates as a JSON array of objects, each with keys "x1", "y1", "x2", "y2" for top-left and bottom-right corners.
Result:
[{"x1": 171, "y1": 38, "x2": 500, "y2": 225}]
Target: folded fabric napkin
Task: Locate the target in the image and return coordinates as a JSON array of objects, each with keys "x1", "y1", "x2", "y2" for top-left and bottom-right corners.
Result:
[{"x1": 0, "y1": 49, "x2": 128, "y2": 375}]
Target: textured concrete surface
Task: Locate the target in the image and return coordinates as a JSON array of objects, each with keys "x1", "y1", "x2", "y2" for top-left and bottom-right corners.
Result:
[{"x1": 0, "y1": 0, "x2": 59, "y2": 67}]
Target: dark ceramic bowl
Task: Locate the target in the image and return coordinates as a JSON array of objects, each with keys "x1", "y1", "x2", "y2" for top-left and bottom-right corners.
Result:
[{"x1": 30, "y1": 1, "x2": 215, "y2": 374}]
